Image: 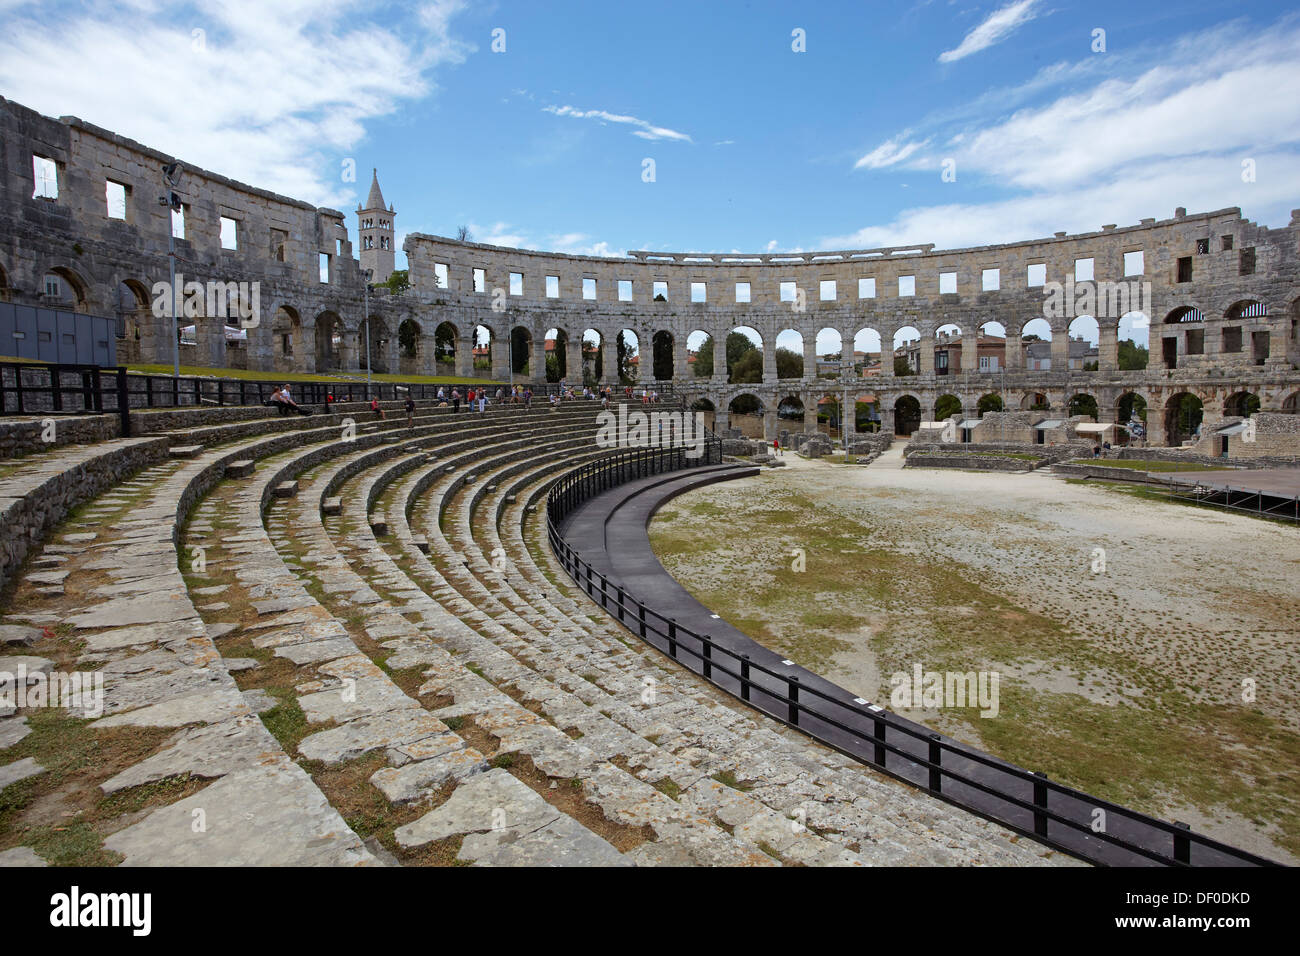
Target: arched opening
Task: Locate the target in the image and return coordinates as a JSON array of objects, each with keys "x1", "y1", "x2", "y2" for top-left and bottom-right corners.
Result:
[
  {"x1": 510, "y1": 325, "x2": 533, "y2": 380},
  {"x1": 433, "y1": 320, "x2": 457, "y2": 373},
  {"x1": 854, "y1": 328, "x2": 882, "y2": 376},
  {"x1": 1067, "y1": 315, "x2": 1099, "y2": 370},
  {"x1": 686, "y1": 329, "x2": 711, "y2": 379},
  {"x1": 690, "y1": 397, "x2": 716, "y2": 430},
  {"x1": 397, "y1": 318, "x2": 422, "y2": 374},
  {"x1": 815, "y1": 328, "x2": 843, "y2": 379},
  {"x1": 272, "y1": 306, "x2": 302, "y2": 372},
  {"x1": 652, "y1": 329, "x2": 674, "y2": 381},
  {"x1": 978, "y1": 321, "x2": 1006, "y2": 373},
  {"x1": 1021, "y1": 318, "x2": 1054, "y2": 370},
  {"x1": 1164, "y1": 392, "x2": 1204, "y2": 446},
  {"x1": 894, "y1": 394, "x2": 921, "y2": 436},
  {"x1": 892, "y1": 326, "x2": 920, "y2": 376},
  {"x1": 727, "y1": 326, "x2": 763, "y2": 385},
  {"x1": 1068, "y1": 392, "x2": 1099, "y2": 421},
  {"x1": 582, "y1": 329, "x2": 602, "y2": 384},
  {"x1": 1224, "y1": 300, "x2": 1266, "y2": 322},
  {"x1": 1282, "y1": 390, "x2": 1300, "y2": 415},
  {"x1": 934, "y1": 393, "x2": 962, "y2": 421},
  {"x1": 113, "y1": 280, "x2": 151, "y2": 362},
  {"x1": 41, "y1": 268, "x2": 89, "y2": 312},
  {"x1": 1117, "y1": 392, "x2": 1148, "y2": 437},
  {"x1": 1021, "y1": 391, "x2": 1050, "y2": 411},
  {"x1": 544, "y1": 327, "x2": 570, "y2": 382},
  {"x1": 775, "y1": 328, "x2": 804, "y2": 380},
  {"x1": 1223, "y1": 390, "x2": 1260, "y2": 418},
  {"x1": 727, "y1": 392, "x2": 764, "y2": 438},
  {"x1": 315, "y1": 311, "x2": 341, "y2": 371},
  {"x1": 1118, "y1": 312, "x2": 1150, "y2": 369},
  {"x1": 934, "y1": 323, "x2": 961, "y2": 376},
  {"x1": 617, "y1": 329, "x2": 640, "y2": 384},
  {"x1": 777, "y1": 393, "x2": 805, "y2": 421},
  {"x1": 474, "y1": 325, "x2": 493, "y2": 373},
  {"x1": 977, "y1": 392, "x2": 1004, "y2": 414}
]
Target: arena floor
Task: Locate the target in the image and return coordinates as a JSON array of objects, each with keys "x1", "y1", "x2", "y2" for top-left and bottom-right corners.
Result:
[{"x1": 648, "y1": 447, "x2": 1300, "y2": 864}]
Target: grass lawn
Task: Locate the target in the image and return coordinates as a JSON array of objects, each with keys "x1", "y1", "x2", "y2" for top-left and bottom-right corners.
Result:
[{"x1": 1071, "y1": 458, "x2": 1230, "y2": 472}]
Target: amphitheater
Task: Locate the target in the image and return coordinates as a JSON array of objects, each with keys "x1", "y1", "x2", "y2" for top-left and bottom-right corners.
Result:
[{"x1": 1, "y1": 96, "x2": 1297, "y2": 867}]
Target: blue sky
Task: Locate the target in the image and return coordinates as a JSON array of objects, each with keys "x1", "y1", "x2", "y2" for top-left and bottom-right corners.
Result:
[{"x1": 2, "y1": 0, "x2": 1299, "y2": 352}]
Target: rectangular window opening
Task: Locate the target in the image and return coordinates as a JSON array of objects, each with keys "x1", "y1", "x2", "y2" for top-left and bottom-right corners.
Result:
[
  {"x1": 220, "y1": 216, "x2": 238, "y2": 251},
  {"x1": 473, "y1": 268, "x2": 486, "y2": 293},
  {"x1": 735, "y1": 281, "x2": 751, "y2": 303},
  {"x1": 509, "y1": 272, "x2": 523, "y2": 296},
  {"x1": 820, "y1": 279, "x2": 836, "y2": 301},
  {"x1": 779, "y1": 281, "x2": 797, "y2": 303},
  {"x1": 319, "y1": 253, "x2": 330, "y2": 283},
  {"x1": 105, "y1": 180, "x2": 127, "y2": 220},
  {"x1": 618, "y1": 279, "x2": 633, "y2": 302},
  {"x1": 653, "y1": 280, "x2": 668, "y2": 301},
  {"x1": 858, "y1": 277, "x2": 876, "y2": 298},
  {"x1": 1123, "y1": 251, "x2": 1144, "y2": 276},
  {"x1": 898, "y1": 275, "x2": 915, "y2": 297},
  {"x1": 1026, "y1": 263, "x2": 1046, "y2": 287},
  {"x1": 32, "y1": 155, "x2": 57, "y2": 200},
  {"x1": 981, "y1": 268, "x2": 1000, "y2": 291},
  {"x1": 1074, "y1": 257, "x2": 1094, "y2": 282},
  {"x1": 433, "y1": 263, "x2": 449, "y2": 289},
  {"x1": 690, "y1": 281, "x2": 707, "y2": 303},
  {"x1": 546, "y1": 275, "x2": 560, "y2": 298},
  {"x1": 939, "y1": 272, "x2": 957, "y2": 295},
  {"x1": 582, "y1": 277, "x2": 596, "y2": 300}
]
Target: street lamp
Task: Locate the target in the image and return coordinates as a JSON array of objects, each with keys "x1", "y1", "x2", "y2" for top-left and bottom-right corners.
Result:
[{"x1": 159, "y1": 162, "x2": 184, "y2": 379}]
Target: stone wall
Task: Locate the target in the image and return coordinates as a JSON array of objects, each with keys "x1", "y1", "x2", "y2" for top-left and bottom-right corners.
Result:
[{"x1": 0, "y1": 414, "x2": 119, "y2": 458}]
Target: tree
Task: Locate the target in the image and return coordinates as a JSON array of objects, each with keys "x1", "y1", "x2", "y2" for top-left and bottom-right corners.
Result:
[
  {"x1": 588, "y1": 336, "x2": 603, "y2": 382},
  {"x1": 1118, "y1": 339, "x2": 1149, "y2": 370},
  {"x1": 977, "y1": 393, "x2": 1004, "y2": 414},
  {"x1": 398, "y1": 318, "x2": 419, "y2": 359},
  {"x1": 554, "y1": 330, "x2": 568, "y2": 380},
  {"x1": 434, "y1": 323, "x2": 455, "y2": 365},
  {"x1": 726, "y1": 331, "x2": 757, "y2": 376},
  {"x1": 456, "y1": 225, "x2": 472, "y2": 242},
  {"x1": 693, "y1": 335, "x2": 713, "y2": 378},
  {"x1": 511, "y1": 327, "x2": 530, "y2": 375},
  {"x1": 652, "y1": 331, "x2": 673, "y2": 381},
  {"x1": 894, "y1": 356, "x2": 916, "y2": 376},
  {"x1": 776, "y1": 347, "x2": 802, "y2": 379},
  {"x1": 617, "y1": 331, "x2": 635, "y2": 383},
  {"x1": 381, "y1": 269, "x2": 409, "y2": 294},
  {"x1": 1069, "y1": 394, "x2": 1099, "y2": 421},
  {"x1": 730, "y1": 348, "x2": 763, "y2": 384},
  {"x1": 934, "y1": 395, "x2": 962, "y2": 420}
]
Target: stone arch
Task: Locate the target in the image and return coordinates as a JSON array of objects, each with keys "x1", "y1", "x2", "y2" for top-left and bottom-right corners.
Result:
[
  {"x1": 314, "y1": 310, "x2": 342, "y2": 371},
  {"x1": 617, "y1": 328, "x2": 641, "y2": 384},
  {"x1": 433, "y1": 320, "x2": 459, "y2": 374},
  {"x1": 777, "y1": 392, "x2": 805, "y2": 421},
  {"x1": 1021, "y1": 391, "x2": 1050, "y2": 411},
  {"x1": 933, "y1": 323, "x2": 962, "y2": 376},
  {"x1": 651, "y1": 329, "x2": 674, "y2": 382},
  {"x1": 1165, "y1": 305, "x2": 1205, "y2": 323},
  {"x1": 894, "y1": 394, "x2": 921, "y2": 436},
  {"x1": 1116, "y1": 390, "x2": 1149, "y2": 429},
  {"x1": 977, "y1": 320, "x2": 1007, "y2": 373},
  {"x1": 42, "y1": 266, "x2": 90, "y2": 312},
  {"x1": 1282, "y1": 390, "x2": 1300, "y2": 415},
  {"x1": 727, "y1": 325, "x2": 763, "y2": 385},
  {"x1": 1118, "y1": 311, "x2": 1150, "y2": 368},
  {"x1": 775, "y1": 327, "x2": 804, "y2": 379},
  {"x1": 1068, "y1": 392, "x2": 1099, "y2": 421},
  {"x1": 1223, "y1": 390, "x2": 1260, "y2": 418},
  {"x1": 272, "y1": 305, "x2": 303, "y2": 372},
  {"x1": 113, "y1": 279, "x2": 152, "y2": 363},
  {"x1": 1163, "y1": 391, "x2": 1204, "y2": 446},
  {"x1": 1020, "y1": 318, "x2": 1054, "y2": 370},
  {"x1": 814, "y1": 327, "x2": 843, "y2": 379},
  {"x1": 893, "y1": 325, "x2": 921, "y2": 375},
  {"x1": 934, "y1": 393, "x2": 962, "y2": 421},
  {"x1": 582, "y1": 328, "x2": 604, "y2": 384},
  {"x1": 1224, "y1": 300, "x2": 1266, "y2": 322},
  {"x1": 395, "y1": 317, "x2": 421, "y2": 372},
  {"x1": 1068, "y1": 315, "x2": 1099, "y2": 370},
  {"x1": 853, "y1": 326, "x2": 882, "y2": 373},
  {"x1": 976, "y1": 391, "x2": 1004, "y2": 414},
  {"x1": 510, "y1": 324, "x2": 534, "y2": 380},
  {"x1": 473, "y1": 324, "x2": 494, "y2": 374}
]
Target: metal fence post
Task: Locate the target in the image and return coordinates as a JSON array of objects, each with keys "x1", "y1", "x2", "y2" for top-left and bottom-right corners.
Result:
[
  {"x1": 740, "y1": 654, "x2": 750, "y2": 702},
  {"x1": 1173, "y1": 821, "x2": 1191, "y2": 864},
  {"x1": 702, "y1": 641, "x2": 712, "y2": 680},
  {"x1": 788, "y1": 675, "x2": 800, "y2": 726},
  {"x1": 928, "y1": 734, "x2": 942, "y2": 793},
  {"x1": 667, "y1": 619, "x2": 677, "y2": 659},
  {"x1": 116, "y1": 367, "x2": 130, "y2": 436},
  {"x1": 872, "y1": 715, "x2": 886, "y2": 766},
  {"x1": 1033, "y1": 771, "x2": 1049, "y2": 838}
]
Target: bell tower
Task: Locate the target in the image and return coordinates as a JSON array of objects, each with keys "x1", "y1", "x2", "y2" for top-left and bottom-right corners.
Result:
[{"x1": 356, "y1": 168, "x2": 395, "y2": 283}]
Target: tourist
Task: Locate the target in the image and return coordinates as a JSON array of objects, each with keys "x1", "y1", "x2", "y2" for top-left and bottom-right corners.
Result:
[
  {"x1": 437, "y1": 386, "x2": 446, "y2": 403},
  {"x1": 452, "y1": 388, "x2": 461, "y2": 413},
  {"x1": 477, "y1": 389, "x2": 487, "y2": 414},
  {"x1": 774, "y1": 438, "x2": 782, "y2": 457},
  {"x1": 405, "y1": 395, "x2": 416, "y2": 428},
  {"x1": 369, "y1": 396, "x2": 384, "y2": 420}
]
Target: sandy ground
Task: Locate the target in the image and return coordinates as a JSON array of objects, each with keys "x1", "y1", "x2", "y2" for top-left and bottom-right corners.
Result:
[{"x1": 649, "y1": 447, "x2": 1300, "y2": 862}]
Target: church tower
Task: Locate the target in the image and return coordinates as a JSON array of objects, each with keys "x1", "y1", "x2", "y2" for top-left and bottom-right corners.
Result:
[{"x1": 356, "y1": 168, "x2": 396, "y2": 283}]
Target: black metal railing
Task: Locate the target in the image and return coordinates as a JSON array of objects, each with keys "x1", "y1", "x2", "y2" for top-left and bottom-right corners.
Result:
[
  {"x1": 545, "y1": 446, "x2": 1280, "y2": 868},
  {"x1": 0, "y1": 361, "x2": 682, "y2": 420}
]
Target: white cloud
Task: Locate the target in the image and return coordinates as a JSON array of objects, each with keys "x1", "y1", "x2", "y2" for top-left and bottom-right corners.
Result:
[
  {"x1": 855, "y1": 134, "x2": 931, "y2": 170},
  {"x1": 938, "y1": 0, "x2": 1040, "y2": 63},
  {"x1": 0, "y1": 0, "x2": 474, "y2": 208},
  {"x1": 543, "y1": 105, "x2": 692, "y2": 143}
]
